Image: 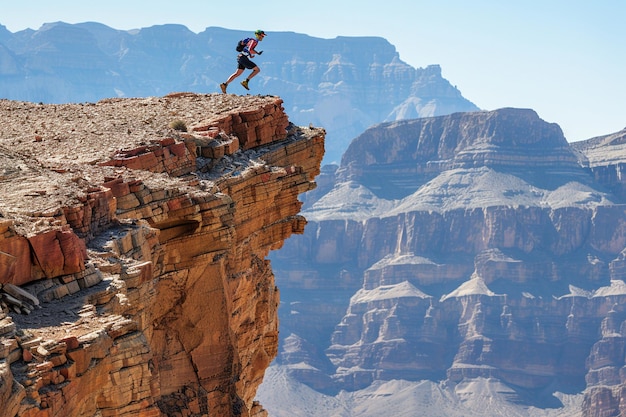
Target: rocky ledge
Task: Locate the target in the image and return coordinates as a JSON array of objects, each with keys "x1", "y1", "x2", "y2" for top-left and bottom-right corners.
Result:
[{"x1": 0, "y1": 93, "x2": 324, "y2": 416}]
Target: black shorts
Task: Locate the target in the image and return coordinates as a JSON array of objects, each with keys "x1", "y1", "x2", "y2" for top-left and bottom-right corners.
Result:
[{"x1": 237, "y1": 54, "x2": 257, "y2": 70}]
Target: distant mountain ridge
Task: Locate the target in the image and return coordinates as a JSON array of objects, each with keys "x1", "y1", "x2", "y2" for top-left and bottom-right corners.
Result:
[{"x1": 0, "y1": 22, "x2": 479, "y2": 163}]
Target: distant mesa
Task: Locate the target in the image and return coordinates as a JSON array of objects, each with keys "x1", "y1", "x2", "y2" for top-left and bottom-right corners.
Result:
[{"x1": 265, "y1": 107, "x2": 626, "y2": 417}]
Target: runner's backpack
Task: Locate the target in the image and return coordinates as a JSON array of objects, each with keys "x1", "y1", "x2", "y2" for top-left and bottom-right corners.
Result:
[{"x1": 236, "y1": 38, "x2": 252, "y2": 52}]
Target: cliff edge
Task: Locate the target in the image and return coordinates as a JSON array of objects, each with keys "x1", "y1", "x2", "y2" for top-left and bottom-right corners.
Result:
[{"x1": 0, "y1": 93, "x2": 325, "y2": 416}]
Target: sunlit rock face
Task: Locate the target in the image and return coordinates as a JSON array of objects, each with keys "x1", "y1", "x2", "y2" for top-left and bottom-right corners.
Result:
[
  {"x1": 0, "y1": 93, "x2": 324, "y2": 417},
  {"x1": 269, "y1": 108, "x2": 626, "y2": 416}
]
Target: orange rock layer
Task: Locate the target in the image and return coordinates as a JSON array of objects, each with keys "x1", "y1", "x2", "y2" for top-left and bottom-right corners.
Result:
[{"x1": 0, "y1": 94, "x2": 325, "y2": 417}]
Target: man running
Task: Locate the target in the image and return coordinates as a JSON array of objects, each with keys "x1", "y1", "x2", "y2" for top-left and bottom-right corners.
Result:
[{"x1": 220, "y1": 30, "x2": 266, "y2": 93}]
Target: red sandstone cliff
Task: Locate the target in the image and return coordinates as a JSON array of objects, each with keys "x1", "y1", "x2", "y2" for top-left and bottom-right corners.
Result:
[{"x1": 0, "y1": 93, "x2": 324, "y2": 416}]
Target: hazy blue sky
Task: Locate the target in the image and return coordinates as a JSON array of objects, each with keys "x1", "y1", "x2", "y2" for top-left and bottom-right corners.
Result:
[{"x1": 3, "y1": 0, "x2": 625, "y2": 142}]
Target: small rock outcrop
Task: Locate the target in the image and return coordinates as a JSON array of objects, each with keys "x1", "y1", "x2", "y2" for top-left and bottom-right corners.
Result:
[{"x1": 0, "y1": 93, "x2": 324, "y2": 416}]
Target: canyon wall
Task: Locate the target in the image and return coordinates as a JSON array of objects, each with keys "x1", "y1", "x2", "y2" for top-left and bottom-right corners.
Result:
[
  {"x1": 0, "y1": 93, "x2": 324, "y2": 416},
  {"x1": 267, "y1": 109, "x2": 626, "y2": 416}
]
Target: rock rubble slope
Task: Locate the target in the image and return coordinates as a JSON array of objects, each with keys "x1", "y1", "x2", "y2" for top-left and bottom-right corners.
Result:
[{"x1": 0, "y1": 93, "x2": 324, "y2": 417}]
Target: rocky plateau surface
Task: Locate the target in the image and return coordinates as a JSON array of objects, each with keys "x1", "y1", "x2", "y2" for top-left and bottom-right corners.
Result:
[
  {"x1": 0, "y1": 93, "x2": 324, "y2": 416},
  {"x1": 267, "y1": 108, "x2": 626, "y2": 417}
]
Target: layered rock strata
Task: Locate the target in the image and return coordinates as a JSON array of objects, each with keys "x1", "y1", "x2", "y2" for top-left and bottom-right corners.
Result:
[
  {"x1": 0, "y1": 93, "x2": 324, "y2": 416},
  {"x1": 572, "y1": 128, "x2": 626, "y2": 417},
  {"x1": 572, "y1": 127, "x2": 626, "y2": 200},
  {"x1": 268, "y1": 108, "x2": 626, "y2": 415}
]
